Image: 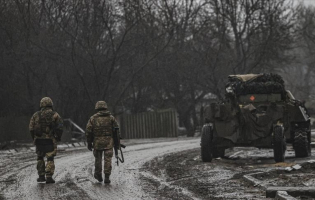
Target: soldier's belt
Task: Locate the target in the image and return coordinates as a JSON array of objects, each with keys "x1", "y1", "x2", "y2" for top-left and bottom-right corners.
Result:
[{"x1": 95, "y1": 134, "x2": 112, "y2": 137}]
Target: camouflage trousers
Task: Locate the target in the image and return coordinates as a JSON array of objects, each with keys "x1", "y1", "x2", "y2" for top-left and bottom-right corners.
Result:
[
  {"x1": 93, "y1": 149, "x2": 113, "y2": 175},
  {"x1": 36, "y1": 143, "x2": 57, "y2": 178}
]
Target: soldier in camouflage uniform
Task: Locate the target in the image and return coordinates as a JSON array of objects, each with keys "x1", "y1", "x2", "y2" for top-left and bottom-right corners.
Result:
[
  {"x1": 29, "y1": 97, "x2": 63, "y2": 184},
  {"x1": 86, "y1": 101, "x2": 119, "y2": 184}
]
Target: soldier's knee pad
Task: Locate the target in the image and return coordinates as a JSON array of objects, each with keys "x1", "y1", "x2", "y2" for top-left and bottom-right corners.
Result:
[
  {"x1": 47, "y1": 157, "x2": 54, "y2": 161},
  {"x1": 37, "y1": 156, "x2": 44, "y2": 161}
]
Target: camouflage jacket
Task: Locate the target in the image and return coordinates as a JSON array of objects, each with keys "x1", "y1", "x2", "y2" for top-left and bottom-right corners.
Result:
[
  {"x1": 29, "y1": 107, "x2": 63, "y2": 141},
  {"x1": 86, "y1": 110, "x2": 119, "y2": 150}
]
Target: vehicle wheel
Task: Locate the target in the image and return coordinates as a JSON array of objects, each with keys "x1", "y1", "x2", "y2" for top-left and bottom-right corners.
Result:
[
  {"x1": 200, "y1": 124, "x2": 213, "y2": 162},
  {"x1": 294, "y1": 131, "x2": 310, "y2": 158},
  {"x1": 273, "y1": 126, "x2": 286, "y2": 163},
  {"x1": 212, "y1": 147, "x2": 225, "y2": 158}
]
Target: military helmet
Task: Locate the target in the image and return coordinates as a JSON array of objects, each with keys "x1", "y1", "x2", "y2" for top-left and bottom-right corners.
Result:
[
  {"x1": 40, "y1": 97, "x2": 53, "y2": 108},
  {"x1": 95, "y1": 101, "x2": 107, "y2": 110}
]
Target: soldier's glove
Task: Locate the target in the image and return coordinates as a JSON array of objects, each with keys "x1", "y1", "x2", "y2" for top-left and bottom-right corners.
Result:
[{"x1": 88, "y1": 143, "x2": 93, "y2": 151}]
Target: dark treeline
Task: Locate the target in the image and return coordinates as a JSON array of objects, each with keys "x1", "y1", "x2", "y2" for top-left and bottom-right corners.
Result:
[{"x1": 0, "y1": 0, "x2": 314, "y2": 140}]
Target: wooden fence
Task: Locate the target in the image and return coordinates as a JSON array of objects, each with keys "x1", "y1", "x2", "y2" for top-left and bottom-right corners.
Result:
[{"x1": 119, "y1": 109, "x2": 178, "y2": 139}]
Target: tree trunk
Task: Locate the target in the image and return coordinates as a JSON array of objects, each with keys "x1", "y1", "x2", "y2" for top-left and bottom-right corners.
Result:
[{"x1": 179, "y1": 113, "x2": 194, "y2": 137}]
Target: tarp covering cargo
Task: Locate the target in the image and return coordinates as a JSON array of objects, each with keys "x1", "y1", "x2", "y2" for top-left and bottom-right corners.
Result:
[
  {"x1": 228, "y1": 74, "x2": 263, "y2": 82},
  {"x1": 238, "y1": 104, "x2": 284, "y2": 142},
  {"x1": 226, "y1": 73, "x2": 285, "y2": 96},
  {"x1": 210, "y1": 102, "x2": 284, "y2": 143}
]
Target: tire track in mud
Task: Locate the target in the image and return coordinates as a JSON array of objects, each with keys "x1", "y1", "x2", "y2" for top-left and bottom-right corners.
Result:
[
  {"x1": 0, "y1": 139, "x2": 200, "y2": 199},
  {"x1": 140, "y1": 146, "x2": 315, "y2": 200},
  {"x1": 140, "y1": 148, "x2": 266, "y2": 200}
]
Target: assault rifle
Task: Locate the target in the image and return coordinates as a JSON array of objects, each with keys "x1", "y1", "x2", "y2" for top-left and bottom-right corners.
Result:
[
  {"x1": 113, "y1": 127, "x2": 126, "y2": 166},
  {"x1": 51, "y1": 121, "x2": 62, "y2": 142}
]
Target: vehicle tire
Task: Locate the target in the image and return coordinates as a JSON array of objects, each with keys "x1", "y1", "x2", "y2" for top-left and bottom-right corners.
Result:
[
  {"x1": 273, "y1": 126, "x2": 286, "y2": 163},
  {"x1": 294, "y1": 131, "x2": 310, "y2": 158},
  {"x1": 212, "y1": 147, "x2": 225, "y2": 158},
  {"x1": 201, "y1": 124, "x2": 213, "y2": 162}
]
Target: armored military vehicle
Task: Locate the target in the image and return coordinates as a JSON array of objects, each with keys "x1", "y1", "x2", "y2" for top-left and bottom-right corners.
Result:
[{"x1": 201, "y1": 74, "x2": 311, "y2": 163}]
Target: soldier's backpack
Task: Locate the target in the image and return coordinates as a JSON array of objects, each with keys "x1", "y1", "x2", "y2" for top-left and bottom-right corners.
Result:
[
  {"x1": 35, "y1": 110, "x2": 56, "y2": 137},
  {"x1": 34, "y1": 110, "x2": 56, "y2": 153}
]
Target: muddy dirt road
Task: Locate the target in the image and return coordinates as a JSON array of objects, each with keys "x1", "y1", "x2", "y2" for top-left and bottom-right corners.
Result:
[
  {"x1": 1, "y1": 137, "x2": 315, "y2": 199},
  {"x1": 0, "y1": 138, "x2": 199, "y2": 199},
  {"x1": 140, "y1": 145, "x2": 315, "y2": 200}
]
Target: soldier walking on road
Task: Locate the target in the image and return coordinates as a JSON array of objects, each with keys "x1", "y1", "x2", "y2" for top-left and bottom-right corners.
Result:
[
  {"x1": 86, "y1": 101, "x2": 119, "y2": 184},
  {"x1": 29, "y1": 97, "x2": 63, "y2": 184}
]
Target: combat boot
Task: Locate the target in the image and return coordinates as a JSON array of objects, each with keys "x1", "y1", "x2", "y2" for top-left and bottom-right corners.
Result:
[
  {"x1": 37, "y1": 175, "x2": 46, "y2": 182},
  {"x1": 104, "y1": 174, "x2": 111, "y2": 184},
  {"x1": 94, "y1": 174, "x2": 103, "y2": 182},
  {"x1": 46, "y1": 177, "x2": 55, "y2": 184}
]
